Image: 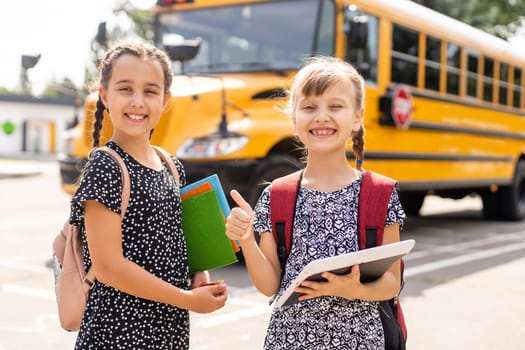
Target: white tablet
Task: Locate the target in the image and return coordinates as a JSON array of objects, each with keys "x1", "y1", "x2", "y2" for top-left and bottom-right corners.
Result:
[{"x1": 275, "y1": 239, "x2": 415, "y2": 308}]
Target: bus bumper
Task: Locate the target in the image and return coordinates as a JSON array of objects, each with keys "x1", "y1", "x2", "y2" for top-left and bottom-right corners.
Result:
[{"x1": 57, "y1": 155, "x2": 259, "y2": 197}]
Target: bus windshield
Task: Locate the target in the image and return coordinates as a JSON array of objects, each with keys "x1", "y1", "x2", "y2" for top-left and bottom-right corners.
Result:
[{"x1": 157, "y1": 0, "x2": 326, "y2": 74}]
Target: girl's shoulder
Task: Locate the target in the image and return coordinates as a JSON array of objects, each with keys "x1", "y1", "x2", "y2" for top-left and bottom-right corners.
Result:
[
  {"x1": 163, "y1": 151, "x2": 186, "y2": 187},
  {"x1": 90, "y1": 144, "x2": 126, "y2": 170},
  {"x1": 79, "y1": 143, "x2": 127, "y2": 188}
]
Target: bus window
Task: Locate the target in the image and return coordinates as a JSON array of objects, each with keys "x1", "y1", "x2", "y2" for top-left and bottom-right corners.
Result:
[
  {"x1": 344, "y1": 7, "x2": 378, "y2": 83},
  {"x1": 391, "y1": 24, "x2": 418, "y2": 87},
  {"x1": 467, "y1": 51, "x2": 479, "y2": 98},
  {"x1": 499, "y1": 62, "x2": 509, "y2": 106},
  {"x1": 314, "y1": 0, "x2": 336, "y2": 56},
  {"x1": 425, "y1": 35, "x2": 441, "y2": 91},
  {"x1": 446, "y1": 42, "x2": 460, "y2": 95},
  {"x1": 513, "y1": 67, "x2": 522, "y2": 108},
  {"x1": 483, "y1": 56, "x2": 494, "y2": 102},
  {"x1": 157, "y1": 0, "x2": 319, "y2": 74}
]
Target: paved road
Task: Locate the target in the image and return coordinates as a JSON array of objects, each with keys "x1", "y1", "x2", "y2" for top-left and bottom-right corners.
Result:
[{"x1": 0, "y1": 158, "x2": 524, "y2": 349}]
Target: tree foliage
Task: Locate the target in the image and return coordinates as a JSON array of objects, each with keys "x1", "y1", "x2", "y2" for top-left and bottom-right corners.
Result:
[
  {"x1": 41, "y1": 77, "x2": 79, "y2": 99},
  {"x1": 32, "y1": 0, "x2": 524, "y2": 98},
  {"x1": 83, "y1": 0, "x2": 155, "y2": 94},
  {"x1": 113, "y1": 0, "x2": 155, "y2": 41},
  {"x1": 0, "y1": 86, "x2": 15, "y2": 95},
  {"x1": 412, "y1": 0, "x2": 525, "y2": 39}
]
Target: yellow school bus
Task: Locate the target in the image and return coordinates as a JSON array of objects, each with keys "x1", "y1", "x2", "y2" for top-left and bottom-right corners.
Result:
[{"x1": 58, "y1": 0, "x2": 525, "y2": 221}]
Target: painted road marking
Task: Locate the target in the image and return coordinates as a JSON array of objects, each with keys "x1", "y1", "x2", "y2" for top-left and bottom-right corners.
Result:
[
  {"x1": 405, "y1": 241, "x2": 525, "y2": 277},
  {"x1": 405, "y1": 232, "x2": 525, "y2": 261},
  {"x1": 1, "y1": 231, "x2": 524, "y2": 330}
]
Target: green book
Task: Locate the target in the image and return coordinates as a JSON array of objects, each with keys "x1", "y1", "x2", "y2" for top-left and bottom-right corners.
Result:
[{"x1": 181, "y1": 189, "x2": 238, "y2": 274}]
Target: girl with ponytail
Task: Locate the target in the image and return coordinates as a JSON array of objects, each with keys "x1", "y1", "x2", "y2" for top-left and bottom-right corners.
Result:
[
  {"x1": 71, "y1": 40, "x2": 228, "y2": 349},
  {"x1": 225, "y1": 56, "x2": 406, "y2": 349}
]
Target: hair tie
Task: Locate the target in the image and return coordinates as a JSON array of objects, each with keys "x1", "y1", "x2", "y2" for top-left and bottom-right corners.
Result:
[{"x1": 356, "y1": 159, "x2": 363, "y2": 167}]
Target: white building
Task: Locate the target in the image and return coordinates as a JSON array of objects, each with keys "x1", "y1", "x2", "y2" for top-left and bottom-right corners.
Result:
[{"x1": 0, "y1": 94, "x2": 81, "y2": 156}]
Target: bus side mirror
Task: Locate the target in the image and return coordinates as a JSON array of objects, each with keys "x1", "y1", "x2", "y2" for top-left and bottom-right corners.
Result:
[
  {"x1": 348, "y1": 16, "x2": 368, "y2": 49},
  {"x1": 164, "y1": 38, "x2": 202, "y2": 62}
]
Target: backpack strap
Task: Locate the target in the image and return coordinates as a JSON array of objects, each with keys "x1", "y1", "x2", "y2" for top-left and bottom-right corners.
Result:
[
  {"x1": 98, "y1": 147, "x2": 131, "y2": 218},
  {"x1": 270, "y1": 170, "x2": 302, "y2": 275},
  {"x1": 152, "y1": 145, "x2": 180, "y2": 187},
  {"x1": 358, "y1": 171, "x2": 396, "y2": 249},
  {"x1": 358, "y1": 171, "x2": 408, "y2": 343},
  {"x1": 83, "y1": 146, "x2": 131, "y2": 288},
  {"x1": 83, "y1": 146, "x2": 179, "y2": 288}
]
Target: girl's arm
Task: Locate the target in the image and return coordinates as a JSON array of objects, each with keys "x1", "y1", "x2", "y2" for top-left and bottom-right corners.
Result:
[
  {"x1": 85, "y1": 200, "x2": 227, "y2": 314},
  {"x1": 296, "y1": 223, "x2": 402, "y2": 302},
  {"x1": 225, "y1": 190, "x2": 282, "y2": 297}
]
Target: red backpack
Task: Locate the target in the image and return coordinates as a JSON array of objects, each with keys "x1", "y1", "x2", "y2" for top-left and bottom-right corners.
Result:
[{"x1": 270, "y1": 170, "x2": 407, "y2": 350}]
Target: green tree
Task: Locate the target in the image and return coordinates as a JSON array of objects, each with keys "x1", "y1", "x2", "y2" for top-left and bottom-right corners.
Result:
[
  {"x1": 413, "y1": 0, "x2": 525, "y2": 39},
  {"x1": 0, "y1": 86, "x2": 15, "y2": 95},
  {"x1": 113, "y1": 0, "x2": 155, "y2": 41},
  {"x1": 83, "y1": 0, "x2": 155, "y2": 93},
  {"x1": 41, "y1": 77, "x2": 79, "y2": 99}
]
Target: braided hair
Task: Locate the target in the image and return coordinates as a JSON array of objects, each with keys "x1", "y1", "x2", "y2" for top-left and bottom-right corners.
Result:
[
  {"x1": 89, "y1": 40, "x2": 173, "y2": 148},
  {"x1": 286, "y1": 56, "x2": 366, "y2": 171}
]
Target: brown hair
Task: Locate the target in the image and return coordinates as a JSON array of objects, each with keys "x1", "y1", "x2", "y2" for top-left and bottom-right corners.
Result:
[
  {"x1": 90, "y1": 40, "x2": 173, "y2": 148},
  {"x1": 287, "y1": 56, "x2": 366, "y2": 170}
]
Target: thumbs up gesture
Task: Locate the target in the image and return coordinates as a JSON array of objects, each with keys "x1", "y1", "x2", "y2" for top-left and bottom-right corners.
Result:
[{"x1": 225, "y1": 190, "x2": 255, "y2": 242}]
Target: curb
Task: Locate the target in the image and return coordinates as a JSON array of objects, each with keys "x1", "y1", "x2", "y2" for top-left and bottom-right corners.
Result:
[{"x1": 0, "y1": 160, "x2": 44, "y2": 178}]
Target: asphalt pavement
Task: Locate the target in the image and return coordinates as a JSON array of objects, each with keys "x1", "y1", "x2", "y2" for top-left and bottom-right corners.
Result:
[{"x1": 1, "y1": 155, "x2": 524, "y2": 349}]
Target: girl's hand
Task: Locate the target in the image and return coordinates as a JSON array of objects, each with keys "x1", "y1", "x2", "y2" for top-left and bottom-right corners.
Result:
[
  {"x1": 295, "y1": 265, "x2": 365, "y2": 301},
  {"x1": 184, "y1": 282, "x2": 228, "y2": 313},
  {"x1": 190, "y1": 271, "x2": 211, "y2": 289},
  {"x1": 225, "y1": 190, "x2": 255, "y2": 242}
]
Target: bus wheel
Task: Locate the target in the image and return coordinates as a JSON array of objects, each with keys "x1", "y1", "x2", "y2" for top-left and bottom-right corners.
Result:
[
  {"x1": 247, "y1": 154, "x2": 302, "y2": 206},
  {"x1": 481, "y1": 191, "x2": 500, "y2": 220},
  {"x1": 486, "y1": 160, "x2": 525, "y2": 221},
  {"x1": 398, "y1": 191, "x2": 426, "y2": 216}
]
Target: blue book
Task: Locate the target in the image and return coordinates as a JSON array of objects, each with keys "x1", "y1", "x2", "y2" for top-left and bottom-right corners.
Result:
[{"x1": 180, "y1": 174, "x2": 231, "y2": 217}]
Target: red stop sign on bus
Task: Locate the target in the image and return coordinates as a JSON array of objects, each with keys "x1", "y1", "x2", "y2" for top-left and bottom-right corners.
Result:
[{"x1": 391, "y1": 85, "x2": 413, "y2": 129}]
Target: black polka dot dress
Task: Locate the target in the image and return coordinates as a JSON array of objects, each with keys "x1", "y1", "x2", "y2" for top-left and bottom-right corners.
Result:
[
  {"x1": 253, "y1": 175, "x2": 406, "y2": 349},
  {"x1": 70, "y1": 141, "x2": 190, "y2": 349}
]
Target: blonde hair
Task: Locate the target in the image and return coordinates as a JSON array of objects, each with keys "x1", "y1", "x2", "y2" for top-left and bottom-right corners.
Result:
[{"x1": 287, "y1": 56, "x2": 366, "y2": 170}]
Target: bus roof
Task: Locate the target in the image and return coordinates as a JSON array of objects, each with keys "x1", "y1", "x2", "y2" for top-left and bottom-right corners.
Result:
[
  {"x1": 352, "y1": 0, "x2": 525, "y2": 66},
  {"x1": 154, "y1": 0, "x2": 524, "y2": 66}
]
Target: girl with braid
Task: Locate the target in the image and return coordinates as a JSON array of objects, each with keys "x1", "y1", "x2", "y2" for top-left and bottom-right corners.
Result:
[
  {"x1": 225, "y1": 56, "x2": 405, "y2": 349},
  {"x1": 70, "y1": 41, "x2": 227, "y2": 349}
]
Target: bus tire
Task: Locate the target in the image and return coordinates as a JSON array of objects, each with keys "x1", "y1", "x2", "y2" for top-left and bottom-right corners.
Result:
[
  {"x1": 492, "y1": 160, "x2": 525, "y2": 221},
  {"x1": 247, "y1": 154, "x2": 302, "y2": 206},
  {"x1": 481, "y1": 191, "x2": 500, "y2": 220},
  {"x1": 398, "y1": 191, "x2": 426, "y2": 216}
]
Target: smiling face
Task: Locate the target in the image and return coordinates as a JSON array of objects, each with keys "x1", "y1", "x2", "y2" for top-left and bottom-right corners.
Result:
[
  {"x1": 292, "y1": 76, "x2": 363, "y2": 157},
  {"x1": 99, "y1": 54, "x2": 171, "y2": 142}
]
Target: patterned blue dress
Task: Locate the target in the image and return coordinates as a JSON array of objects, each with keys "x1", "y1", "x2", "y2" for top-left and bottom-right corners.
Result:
[
  {"x1": 70, "y1": 141, "x2": 190, "y2": 350},
  {"x1": 253, "y1": 174, "x2": 406, "y2": 350}
]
